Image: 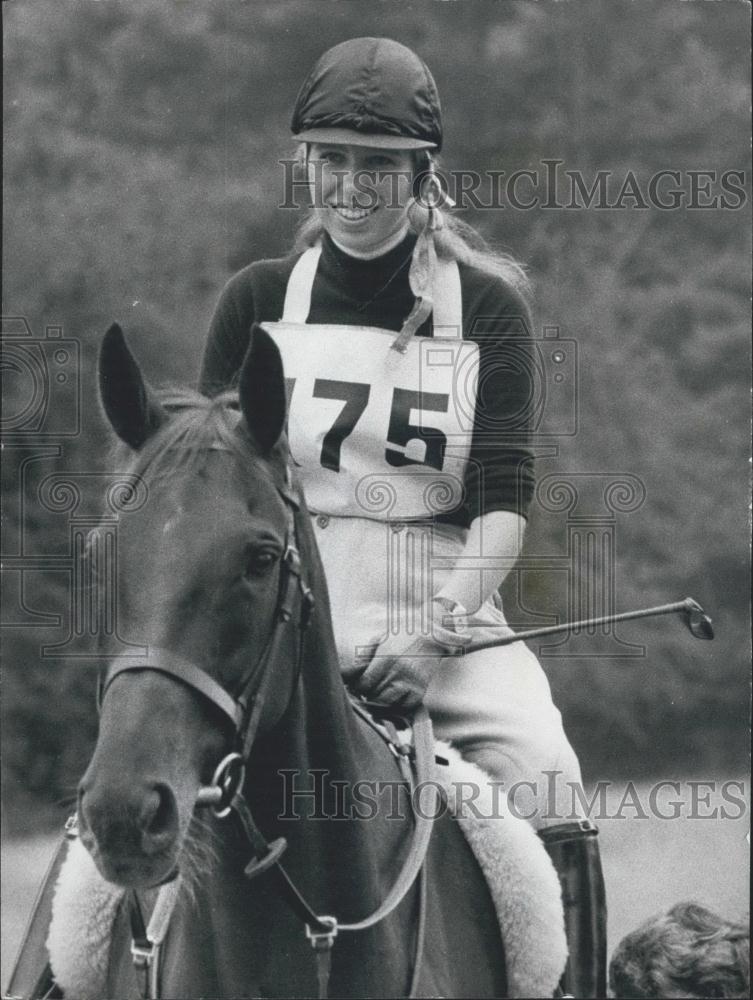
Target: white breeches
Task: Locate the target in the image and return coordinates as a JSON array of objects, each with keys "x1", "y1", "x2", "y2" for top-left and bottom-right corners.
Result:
[{"x1": 313, "y1": 515, "x2": 583, "y2": 828}]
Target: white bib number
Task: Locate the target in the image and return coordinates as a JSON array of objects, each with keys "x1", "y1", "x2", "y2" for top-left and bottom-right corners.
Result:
[{"x1": 262, "y1": 322, "x2": 479, "y2": 520}]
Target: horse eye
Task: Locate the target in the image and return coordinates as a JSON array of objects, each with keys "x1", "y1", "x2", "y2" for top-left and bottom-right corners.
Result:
[{"x1": 244, "y1": 549, "x2": 278, "y2": 578}]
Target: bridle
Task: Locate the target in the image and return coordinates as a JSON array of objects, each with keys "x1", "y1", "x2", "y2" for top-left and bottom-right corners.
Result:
[{"x1": 95, "y1": 471, "x2": 436, "y2": 1000}]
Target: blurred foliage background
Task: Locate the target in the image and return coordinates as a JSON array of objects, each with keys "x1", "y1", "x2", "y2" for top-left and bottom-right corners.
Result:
[{"x1": 2, "y1": 0, "x2": 750, "y2": 834}]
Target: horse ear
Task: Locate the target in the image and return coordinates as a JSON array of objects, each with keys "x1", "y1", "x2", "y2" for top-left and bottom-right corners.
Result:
[
  {"x1": 99, "y1": 324, "x2": 167, "y2": 449},
  {"x1": 238, "y1": 324, "x2": 286, "y2": 453}
]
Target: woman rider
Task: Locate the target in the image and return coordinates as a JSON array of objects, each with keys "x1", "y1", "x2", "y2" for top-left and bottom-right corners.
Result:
[{"x1": 200, "y1": 37, "x2": 606, "y2": 996}]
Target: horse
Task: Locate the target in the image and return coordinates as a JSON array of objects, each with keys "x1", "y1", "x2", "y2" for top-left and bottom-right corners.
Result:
[{"x1": 68, "y1": 323, "x2": 515, "y2": 999}]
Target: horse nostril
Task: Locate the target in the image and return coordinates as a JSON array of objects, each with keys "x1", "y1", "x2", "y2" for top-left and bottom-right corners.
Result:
[{"x1": 139, "y1": 783, "x2": 178, "y2": 854}]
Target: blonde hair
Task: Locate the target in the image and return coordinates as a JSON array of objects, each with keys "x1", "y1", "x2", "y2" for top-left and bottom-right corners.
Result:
[{"x1": 292, "y1": 147, "x2": 531, "y2": 299}]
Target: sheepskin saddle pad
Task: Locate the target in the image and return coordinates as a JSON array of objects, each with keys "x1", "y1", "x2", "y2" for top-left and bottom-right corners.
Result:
[{"x1": 47, "y1": 743, "x2": 566, "y2": 999}]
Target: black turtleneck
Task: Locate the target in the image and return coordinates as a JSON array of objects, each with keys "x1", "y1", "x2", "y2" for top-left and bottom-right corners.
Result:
[{"x1": 200, "y1": 232, "x2": 536, "y2": 525}]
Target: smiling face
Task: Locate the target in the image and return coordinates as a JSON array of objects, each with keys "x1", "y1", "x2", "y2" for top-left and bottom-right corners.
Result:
[{"x1": 307, "y1": 143, "x2": 415, "y2": 255}]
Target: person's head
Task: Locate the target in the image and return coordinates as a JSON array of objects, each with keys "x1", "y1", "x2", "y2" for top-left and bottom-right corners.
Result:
[
  {"x1": 289, "y1": 36, "x2": 530, "y2": 295},
  {"x1": 608, "y1": 902, "x2": 749, "y2": 999},
  {"x1": 303, "y1": 141, "x2": 416, "y2": 256},
  {"x1": 291, "y1": 37, "x2": 442, "y2": 256}
]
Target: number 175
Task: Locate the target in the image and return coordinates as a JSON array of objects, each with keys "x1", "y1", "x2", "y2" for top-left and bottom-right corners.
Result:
[{"x1": 285, "y1": 377, "x2": 449, "y2": 472}]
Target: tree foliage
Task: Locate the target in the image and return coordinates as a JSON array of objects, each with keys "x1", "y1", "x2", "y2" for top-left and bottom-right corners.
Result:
[{"x1": 2, "y1": 0, "x2": 749, "y2": 831}]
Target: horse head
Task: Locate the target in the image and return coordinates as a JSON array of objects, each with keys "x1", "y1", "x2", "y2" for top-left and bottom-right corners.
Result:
[{"x1": 78, "y1": 324, "x2": 302, "y2": 888}]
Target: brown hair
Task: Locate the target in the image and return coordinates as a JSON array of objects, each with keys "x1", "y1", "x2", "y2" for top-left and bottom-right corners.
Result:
[{"x1": 609, "y1": 902, "x2": 749, "y2": 999}]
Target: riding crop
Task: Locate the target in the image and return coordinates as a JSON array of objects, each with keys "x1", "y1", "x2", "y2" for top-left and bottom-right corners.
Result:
[{"x1": 457, "y1": 596, "x2": 714, "y2": 651}]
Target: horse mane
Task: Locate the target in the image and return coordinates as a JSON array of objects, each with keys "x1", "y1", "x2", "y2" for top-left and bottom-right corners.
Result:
[{"x1": 110, "y1": 387, "x2": 287, "y2": 484}]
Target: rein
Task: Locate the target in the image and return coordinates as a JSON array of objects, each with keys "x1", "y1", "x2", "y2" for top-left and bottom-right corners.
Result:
[{"x1": 96, "y1": 475, "x2": 435, "y2": 1000}]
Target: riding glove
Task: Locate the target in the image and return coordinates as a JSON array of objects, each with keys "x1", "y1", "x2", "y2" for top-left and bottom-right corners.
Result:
[{"x1": 353, "y1": 597, "x2": 471, "y2": 709}]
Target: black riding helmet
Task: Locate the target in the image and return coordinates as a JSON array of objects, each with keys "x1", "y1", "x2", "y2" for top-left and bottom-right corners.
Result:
[{"x1": 291, "y1": 37, "x2": 443, "y2": 152}]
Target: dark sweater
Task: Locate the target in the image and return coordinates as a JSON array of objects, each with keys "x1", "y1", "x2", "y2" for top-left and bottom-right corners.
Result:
[{"x1": 200, "y1": 232, "x2": 536, "y2": 526}]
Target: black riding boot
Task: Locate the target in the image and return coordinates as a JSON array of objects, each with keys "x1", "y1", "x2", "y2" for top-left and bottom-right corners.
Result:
[{"x1": 538, "y1": 819, "x2": 607, "y2": 999}]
